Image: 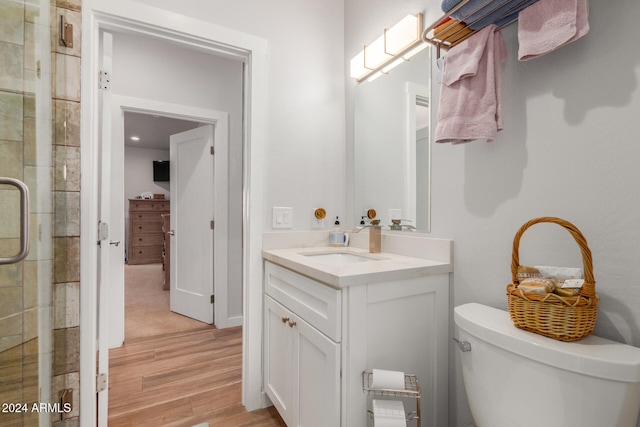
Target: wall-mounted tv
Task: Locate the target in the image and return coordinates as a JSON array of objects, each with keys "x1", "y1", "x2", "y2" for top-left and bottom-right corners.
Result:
[{"x1": 153, "y1": 160, "x2": 170, "y2": 182}]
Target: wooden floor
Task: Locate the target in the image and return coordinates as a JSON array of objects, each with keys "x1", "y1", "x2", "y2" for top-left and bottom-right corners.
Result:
[{"x1": 108, "y1": 325, "x2": 286, "y2": 427}]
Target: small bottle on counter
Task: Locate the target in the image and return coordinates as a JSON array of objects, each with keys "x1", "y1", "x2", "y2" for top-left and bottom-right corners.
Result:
[{"x1": 330, "y1": 217, "x2": 346, "y2": 247}]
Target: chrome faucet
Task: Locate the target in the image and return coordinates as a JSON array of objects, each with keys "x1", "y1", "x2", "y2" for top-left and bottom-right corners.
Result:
[{"x1": 353, "y1": 219, "x2": 382, "y2": 253}]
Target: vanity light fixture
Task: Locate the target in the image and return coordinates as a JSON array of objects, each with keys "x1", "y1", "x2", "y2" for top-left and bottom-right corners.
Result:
[
  {"x1": 130, "y1": 136, "x2": 140, "y2": 141},
  {"x1": 350, "y1": 13, "x2": 425, "y2": 83}
]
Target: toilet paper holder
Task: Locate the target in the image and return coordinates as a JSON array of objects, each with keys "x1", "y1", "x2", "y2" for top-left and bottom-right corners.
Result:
[{"x1": 362, "y1": 370, "x2": 421, "y2": 424}]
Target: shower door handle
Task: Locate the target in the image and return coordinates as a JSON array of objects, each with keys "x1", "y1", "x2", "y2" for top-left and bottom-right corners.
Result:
[{"x1": 0, "y1": 177, "x2": 30, "y2": 265}]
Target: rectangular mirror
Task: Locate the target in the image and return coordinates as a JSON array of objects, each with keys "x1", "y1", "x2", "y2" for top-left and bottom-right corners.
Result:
[{"x1": 354, "y1": 46, "x2": 431, "y2": 232}]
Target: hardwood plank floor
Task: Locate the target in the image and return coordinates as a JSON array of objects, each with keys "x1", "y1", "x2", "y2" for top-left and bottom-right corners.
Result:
[{"x1": 108, "y1": 326, "x2": 286, "y2": 427}]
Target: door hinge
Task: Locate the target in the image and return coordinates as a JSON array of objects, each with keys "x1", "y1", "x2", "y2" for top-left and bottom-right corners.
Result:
[
  {"x1": 210, "y1": 220, "x2": 215, "y2": 230},
  {"x1": 210, "y1": 146, "x2": 215, "y2": 155},
  {"x1": 210, "y1": 295, "x2": 215, "y2": 304},
  {"x1": 96, "y1": 373, "x2": 107, "y2": 393},
  {"x1": 60, "y1": 15, "x2": 73, "y2": 48},
  {"x1": 97, "y1": 221, "x2": 109, "y2": 246},
  {"x1": 99, "y1": 70, "x2": 111, "y2": 90}
]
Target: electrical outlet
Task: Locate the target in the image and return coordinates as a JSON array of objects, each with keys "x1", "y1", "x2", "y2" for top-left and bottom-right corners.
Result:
[{"x1": 312, "y1": 207, "x2": 326, "y2": 229}]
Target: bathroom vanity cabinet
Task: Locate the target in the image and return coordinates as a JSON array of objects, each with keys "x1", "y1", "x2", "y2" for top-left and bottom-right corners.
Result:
[
  {"x1": 263, "y1": 253, "x2": 450, "y2": 427},
  {"x1": 264, "y1": 262, "x2": 341, "y2": 427}
]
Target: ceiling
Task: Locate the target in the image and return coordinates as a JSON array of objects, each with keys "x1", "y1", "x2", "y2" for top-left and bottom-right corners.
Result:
[{"x1": 124, "y1": 111, "x2": 203, "y2": 151}]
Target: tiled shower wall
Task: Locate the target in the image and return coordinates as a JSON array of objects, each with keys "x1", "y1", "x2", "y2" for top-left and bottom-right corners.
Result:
[{"x1": 0, "y1": 0, "x2": 81, "y2": 425}]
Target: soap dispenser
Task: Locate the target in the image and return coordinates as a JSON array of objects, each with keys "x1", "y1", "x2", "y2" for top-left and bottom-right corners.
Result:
[{"x1": 330, "y1": 217, "x2": 348, "y2": 247}]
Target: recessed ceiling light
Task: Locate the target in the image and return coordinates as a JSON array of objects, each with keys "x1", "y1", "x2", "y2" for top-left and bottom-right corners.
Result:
[{"x1": 130, "y1": 136, "x2": 140, "y2": 141}]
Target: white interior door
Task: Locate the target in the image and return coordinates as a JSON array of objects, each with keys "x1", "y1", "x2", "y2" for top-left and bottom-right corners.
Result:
[
  {"x1": 169, "y1": 125, "x2": 215, "y2": 323},
  {"x1": 97, "y1": 30, "x2": 113, "y2": 427}
]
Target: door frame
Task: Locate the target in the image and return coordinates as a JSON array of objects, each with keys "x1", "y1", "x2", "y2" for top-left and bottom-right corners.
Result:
[
  {"x1": 109, "y1": 95, "x2": 229, "y2": 348},
  {"x1": 80, "y1": 1, "x2": 268, "y2": 425}
]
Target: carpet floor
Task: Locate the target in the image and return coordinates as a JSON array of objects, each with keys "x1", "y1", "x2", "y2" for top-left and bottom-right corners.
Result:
[{"x1": 125, "y1": 263, "x2": 209, "y2": 341}]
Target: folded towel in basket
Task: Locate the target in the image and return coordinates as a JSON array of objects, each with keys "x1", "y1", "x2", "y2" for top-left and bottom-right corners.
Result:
[
  {"x1": 518, "y1": 277, "x2": 556, "y2": 294},
  {"x1": 518, "y1": 0, "x2": 589, "y2": 61},
  {"x1": 517, "y1": 265, "x2": 584, "y2": 280}
]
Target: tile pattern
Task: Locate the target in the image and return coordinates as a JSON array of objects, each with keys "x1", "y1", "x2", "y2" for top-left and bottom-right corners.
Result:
[
  {"x1": 0, "y1": 0, "x2": 82, "y2": 425},
  {"x1": 51, "y1": 0, "x2": 82, "y2": 424}
]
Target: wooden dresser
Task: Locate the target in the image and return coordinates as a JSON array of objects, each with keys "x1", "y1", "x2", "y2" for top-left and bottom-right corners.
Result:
[
  {"x1": 161, "y1": 214, "x2": 171, "y2": 290},
  {"x1": 128, "y1": 199, "x2": 170, "y2": 265}
]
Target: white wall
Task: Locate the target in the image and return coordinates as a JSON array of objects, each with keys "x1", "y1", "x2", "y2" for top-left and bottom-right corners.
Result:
[
  {"x1": 110, "y1": 31, "x2": 245, "y2": 320},
  {"x1": 346, "y1": 0, "x2": 640, "y2": 426},
  {"x1": 124, "y1": 146, "x2": 170, "y2": 202},
  {"x1": 131, "y1": 0, "x2": 348, "y2": 230}
]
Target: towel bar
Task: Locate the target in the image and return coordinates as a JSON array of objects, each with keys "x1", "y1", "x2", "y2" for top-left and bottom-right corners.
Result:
[{"x1": 422, "y1": 0, "x2": 535, "y2": 57}]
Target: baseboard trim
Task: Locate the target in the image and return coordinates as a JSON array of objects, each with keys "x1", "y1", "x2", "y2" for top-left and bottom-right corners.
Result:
[{"x1": 227, "y1": 315, "x2": 243, "y2": 328}]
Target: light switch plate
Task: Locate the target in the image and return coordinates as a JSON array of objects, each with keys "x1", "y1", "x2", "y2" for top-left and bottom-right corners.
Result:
[{"x1": 272, "y1": 207, "x2": 293, "y2": 229}]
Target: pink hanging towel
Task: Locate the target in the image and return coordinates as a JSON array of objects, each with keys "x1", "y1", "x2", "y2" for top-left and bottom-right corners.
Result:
[
  {"x1": 435, "y1": 25, "x2": 508, "y2": 144},
  {"x1": 518, "y1": 0, "x2": 589, "y2": 61}
]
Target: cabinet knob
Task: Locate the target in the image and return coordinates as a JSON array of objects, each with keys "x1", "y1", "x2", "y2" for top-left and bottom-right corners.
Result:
[
  {"x1": 288, "y1": 320, "x2": 297, "y2": 328},
  {"x1": 281, "y1": 316, "x2": 289, "y2": 324}
]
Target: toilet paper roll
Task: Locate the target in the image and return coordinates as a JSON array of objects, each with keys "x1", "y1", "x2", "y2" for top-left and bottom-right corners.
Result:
[
  {"x1": 371, "y1": 369, "x2": 406, "y2": 391},
  {"x1": 372, "y1": 399, "x2": 406, "y2": 427}
]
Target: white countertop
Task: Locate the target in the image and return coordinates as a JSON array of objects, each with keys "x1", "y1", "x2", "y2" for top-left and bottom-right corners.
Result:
[{"x1": 262, "y1": 246, "x2": 453, "y2": 288}]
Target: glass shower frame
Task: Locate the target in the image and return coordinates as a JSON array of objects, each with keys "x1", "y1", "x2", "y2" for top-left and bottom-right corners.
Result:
[{"x1": 1, "y1": 0, "x2": 57, "y2": 425}]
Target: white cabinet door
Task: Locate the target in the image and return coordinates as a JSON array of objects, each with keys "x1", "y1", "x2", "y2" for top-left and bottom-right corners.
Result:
[
  {"x1": 265, "y1": 294, "x2": 341, "y2": 427},
  {"x1": 294, "y1": 316, "x2": 341, "y2": 427},
  {"x1": 264, "y1": 296, "x2": 294, "y2": 425}
]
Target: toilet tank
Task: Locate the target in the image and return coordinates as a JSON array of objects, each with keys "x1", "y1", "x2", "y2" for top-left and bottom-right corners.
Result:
[{"x1": 454, "y1": 303, "x2": 640, "y2": 427}]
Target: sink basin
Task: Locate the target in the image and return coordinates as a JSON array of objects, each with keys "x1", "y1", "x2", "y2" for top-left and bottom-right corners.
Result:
[{"x1": 303, "y1": 252, "x2": 382, "y2": 265}]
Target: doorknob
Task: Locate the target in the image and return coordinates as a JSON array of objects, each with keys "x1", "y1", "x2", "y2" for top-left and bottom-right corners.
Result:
[
  {"x1": 168, "y1": 230, "x2": 175, "y2": 236},
  {"x1": 110, "y1": 241, "x2": 120, "y2": 247}
]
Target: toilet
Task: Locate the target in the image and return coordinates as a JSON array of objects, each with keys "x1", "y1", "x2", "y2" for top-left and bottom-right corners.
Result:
[{"x1": 454, "y1": 303, "x2": 640, "y2": 427}]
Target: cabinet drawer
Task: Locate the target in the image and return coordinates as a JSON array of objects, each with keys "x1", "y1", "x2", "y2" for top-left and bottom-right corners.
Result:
[
  {"x1": 129, "y1": 200, "x2": 155, "y2": 211},
  {"x1": 129, "y1": 200, "x2": 170, "y2": 212},
  {"x1": 265, "y1": 262, "x2": 341, "y2": 342},
  {"x1": 131, "y1": 234, "x2": 164, "y2": 247},
  {"x1": 130, "y1": 212, "x2": 162, "y2": 223},
  {"x1": 152, "y1": 201, "x2": 170, "y2": 212},
  {"x1": 129, "y1": 245, "x2": 163, "y2": 261},
  {"x1": 131, "y1": 222, "x2": 162, "y2": 234}
]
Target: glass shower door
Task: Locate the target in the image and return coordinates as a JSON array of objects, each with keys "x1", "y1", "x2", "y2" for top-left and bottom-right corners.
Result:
[{"x1": 1, "y1": 0, "x2": 55, "y2": 425}]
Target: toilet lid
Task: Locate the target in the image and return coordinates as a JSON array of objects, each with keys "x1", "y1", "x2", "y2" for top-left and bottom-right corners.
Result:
[{"x1": 455, "y1": 303, "x2": 640, "y2": 383}]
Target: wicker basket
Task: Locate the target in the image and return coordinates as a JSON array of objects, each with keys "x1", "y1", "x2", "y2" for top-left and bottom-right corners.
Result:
[{"x1": 506, "y1": 217, "x2": 599, "y2": 342}]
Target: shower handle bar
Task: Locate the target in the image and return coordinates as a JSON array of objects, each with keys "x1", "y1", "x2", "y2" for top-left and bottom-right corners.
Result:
[{"x1": 0, "y1": 177, "x2": 30, "y2": 265}]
